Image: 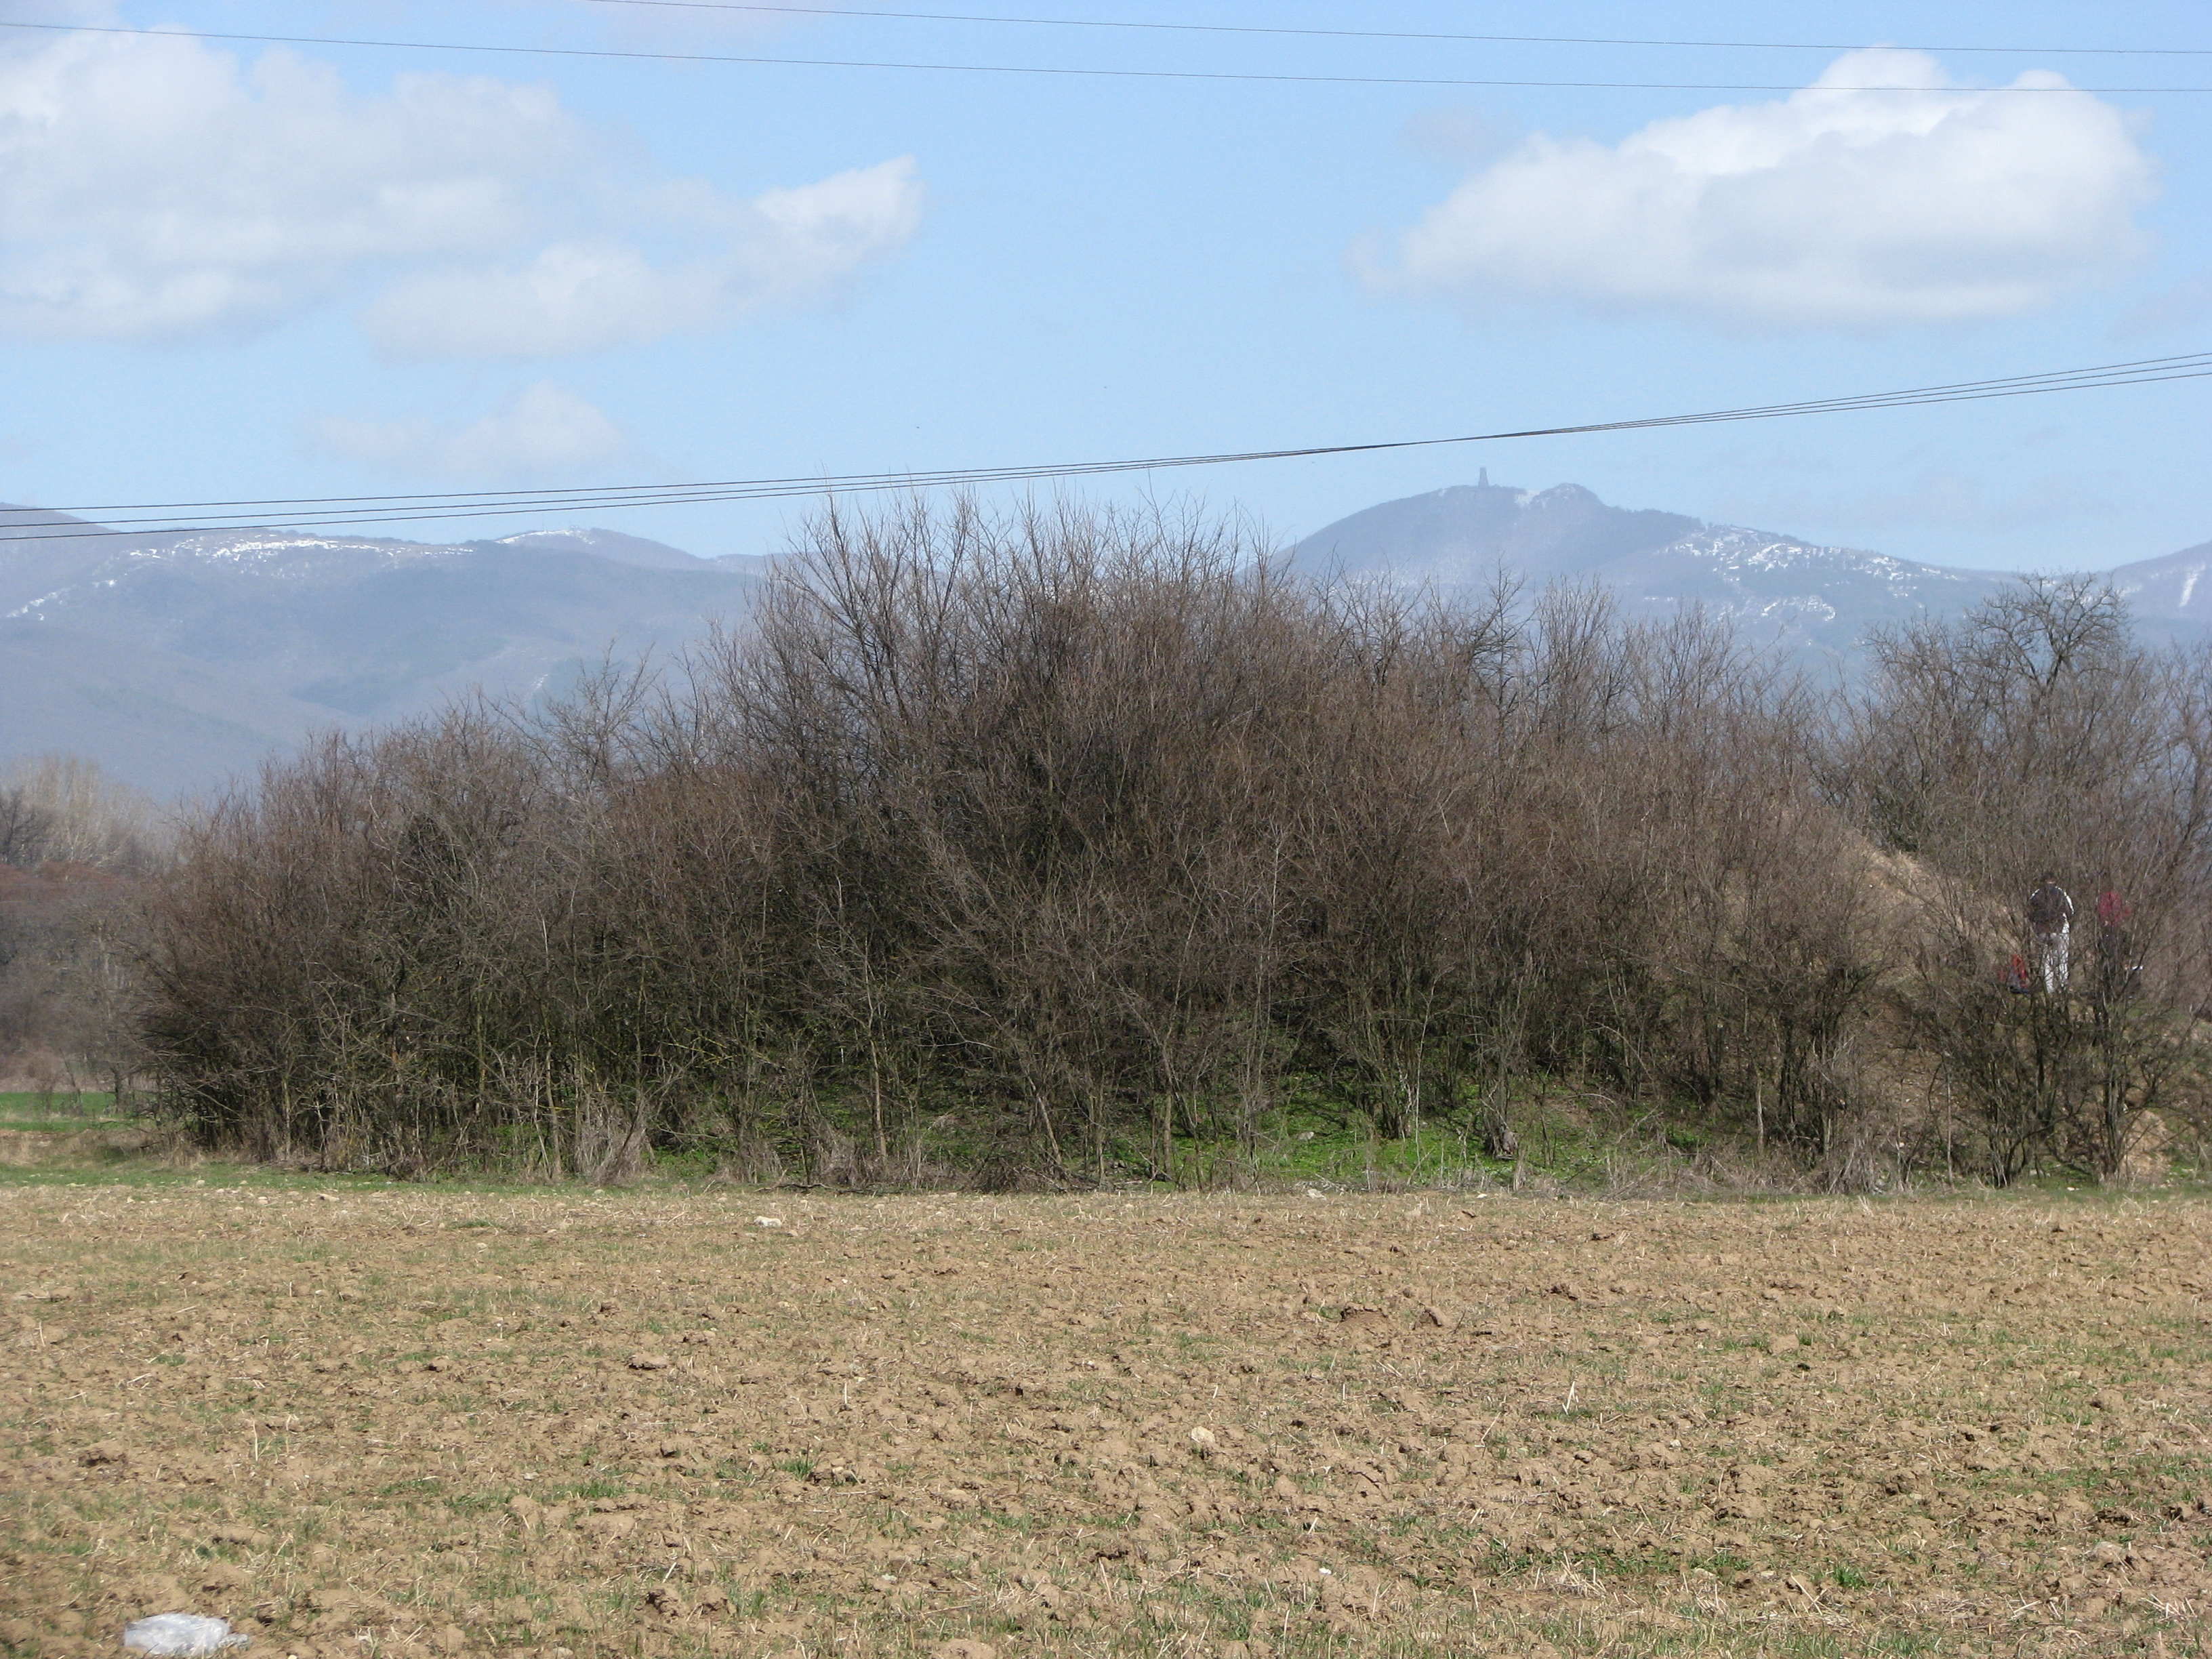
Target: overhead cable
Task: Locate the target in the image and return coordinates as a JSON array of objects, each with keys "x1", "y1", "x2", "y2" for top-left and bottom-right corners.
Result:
[
  {"x1": 5, "y1": 351, "x2": 2208, "y2": 544},
  {"x1": 1, "y1": 19, "x2": 2205, "y2": 92},
  {"x1": 573, "y1": 0, "x2": 2212, "y2": 59}
]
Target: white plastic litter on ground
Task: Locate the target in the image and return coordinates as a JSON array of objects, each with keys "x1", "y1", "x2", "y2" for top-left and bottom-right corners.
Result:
[{"x1": 121, "y1": 1614, "x2": 251, "y2": 1655}]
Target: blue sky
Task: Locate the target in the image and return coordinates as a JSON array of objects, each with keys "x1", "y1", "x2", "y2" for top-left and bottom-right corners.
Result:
[{"x1": 1, "y1": 0, "x2": 2207, "y2": 571}]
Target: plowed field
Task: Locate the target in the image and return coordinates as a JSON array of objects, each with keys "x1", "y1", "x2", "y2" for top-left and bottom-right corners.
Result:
[{"x1": 4, "y1": 1183, "x2": 2210, "y2": 1657}]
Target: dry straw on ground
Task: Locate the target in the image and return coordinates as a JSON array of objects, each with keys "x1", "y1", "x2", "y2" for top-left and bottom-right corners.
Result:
[{"x1": 3, "y1": 1183, "x2": 2209, "y2": 1658}]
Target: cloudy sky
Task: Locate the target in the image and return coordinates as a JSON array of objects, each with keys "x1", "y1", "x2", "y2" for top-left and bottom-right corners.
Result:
[{"x1": 1, "y1": 0, "x2": 2207, "y2": 569}]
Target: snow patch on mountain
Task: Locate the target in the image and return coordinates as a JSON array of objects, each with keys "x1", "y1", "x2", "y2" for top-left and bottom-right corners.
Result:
[{"x1": 138, "y1": 531, "x2": 464, "y2": 567}]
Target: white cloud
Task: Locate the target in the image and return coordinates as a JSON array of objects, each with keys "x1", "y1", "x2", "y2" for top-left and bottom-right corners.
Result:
[
  {"x1": 0, "y1": 31, "x2": 581, "y2": 340},
  {"x1": 313, "y1": 382, "x2": 631, "y2": 480},
  {"x1": 1361, "y1": 50, "x2": 2157, "y2": 331},
  {"x1": 0, "y1": 27, "x2": 924, "y2": 351},
  {"x1": 364, "y1": 159, "x2": 927, "y2": 358}
]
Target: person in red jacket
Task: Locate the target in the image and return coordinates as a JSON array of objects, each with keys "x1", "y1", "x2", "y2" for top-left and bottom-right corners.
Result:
[{"x1": 2095, "y1": 886, "x2": 2135, "y2": 1000}]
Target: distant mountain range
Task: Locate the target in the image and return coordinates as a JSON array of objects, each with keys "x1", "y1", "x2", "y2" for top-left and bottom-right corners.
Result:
[
  {"x1": 1288, "y1": 480, "x2": 2212, "y2": 663},
  {"x1": 5, "y1": 484, "x2": 2207, "y2": 796},
  {"x1": 1, "y1": 508, "x2": 762, "y2": 796}
]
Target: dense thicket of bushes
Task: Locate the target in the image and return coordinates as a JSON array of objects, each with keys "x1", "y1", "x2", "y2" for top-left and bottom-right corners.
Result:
[
  {"x1": 136, "y1": 501, "x2": 2212, "y2": 1186},
  {"x1": 1842, "y1": 579, "x2": 2212, "y2": 1181}
]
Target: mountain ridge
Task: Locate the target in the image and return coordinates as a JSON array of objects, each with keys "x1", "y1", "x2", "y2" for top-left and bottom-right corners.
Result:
[
  {"x1": 4, "y1": 487, "x2": 2205, "y2": 796},
  {"x1": 1289, "y1": 481, "x2": 2207, "y2": 662},
  {"x1": 0, "y1": 504, "x2": 761, "y2": 796}
]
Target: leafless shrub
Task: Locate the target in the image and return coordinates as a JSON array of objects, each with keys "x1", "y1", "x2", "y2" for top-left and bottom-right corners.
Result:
[
  {"x1": 1847, "y1": 578, "x2": 2212, "y2": 1182},
  {"x1": 130, "y1": 499, "x2": 2211, "y2": 1187}
]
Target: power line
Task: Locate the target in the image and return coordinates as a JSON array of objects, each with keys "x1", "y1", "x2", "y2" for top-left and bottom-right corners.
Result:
[
  {"x1": 1, "y1": 19, "x2": 2204, "y2": 92},
  {"x1": 575, "y1": 0, "x2": 2212, "y2": 59},
  {"x1": 7, "y1": 352, "x2": 2207, "y2": 545}
]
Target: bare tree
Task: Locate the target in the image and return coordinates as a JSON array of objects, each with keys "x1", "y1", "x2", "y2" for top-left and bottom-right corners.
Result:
[{"x1": 1851, "y1": 579, "x2": 2212, "y2": 1182}]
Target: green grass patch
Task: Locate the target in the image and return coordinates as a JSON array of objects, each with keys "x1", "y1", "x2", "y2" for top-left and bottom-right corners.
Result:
[{"x1": 0, "y1": 1089, "x2": 120, "y2": 1126}]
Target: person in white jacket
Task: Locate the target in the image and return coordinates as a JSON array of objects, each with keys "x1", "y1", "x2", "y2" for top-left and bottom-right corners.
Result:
[{"x1": 2027, "y1": 874, "x2": 2074, "y2": 994}]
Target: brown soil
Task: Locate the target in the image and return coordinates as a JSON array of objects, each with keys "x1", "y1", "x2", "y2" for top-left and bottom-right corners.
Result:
[{"x1": 3, "y1": 1184, "x2": 2209, "y2": 1657}]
